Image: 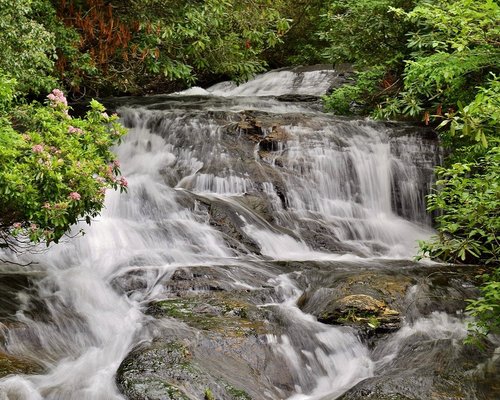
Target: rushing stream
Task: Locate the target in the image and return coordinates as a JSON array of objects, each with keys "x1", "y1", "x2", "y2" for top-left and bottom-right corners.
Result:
[{"x1": 0, "y1": 67, "x2": 496, "y2": 400}]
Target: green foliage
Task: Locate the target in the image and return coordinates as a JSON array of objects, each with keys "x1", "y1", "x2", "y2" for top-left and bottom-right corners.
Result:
[
  {"x1": 319, "y1": 0, "x2": 415, "y2": 67},
  {"x1": 377, "y1": 0, "x2": 500, "y2": 122},
  {"x1": 441, "y1": 76, "x2": 500, "y2": 152},
  {"x1": 131, "y1": 0, "x2": 290, "y2": 85},
  {"x1": 0, "y1": 0, "x2": 57, "y2": 95},
  {"x1": 418, "y1": 147, "x2": 500, "y2": 264},
  {"x1": 267, "y1": 0, "x2": 328, "y2": 66},
  {"x1": 41, "y1": 0, "x2": 290, "y2": 95},
  {"x1": 323, "y1": 66, "x2": 387, "y2": 114},
  {"x1": 0, "y1": 84, "x2": 126, "y2": 250},
  {"x1": 320, "y1": 1, "x2": 415, "y2": 115},
  {"x1": 465, "y1": 268, "x2": 500, "y2": 345}
]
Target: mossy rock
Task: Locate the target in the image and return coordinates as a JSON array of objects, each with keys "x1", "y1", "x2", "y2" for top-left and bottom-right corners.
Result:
[
  {"x1": 146, "y1": 293, "x2": 268, "y2": 337},
  {"x1": 0, "y1": 351, "x2": 42, "y2": 378},
  {"x1": 117, "y1": 340, "x2": 254, "y2": 400},
  {"x1": 318, "y1": 294, "x2": 401, "y2": 333},
  {"x1": 117, "y1": 340, "x2": 197, "y2": 400}
]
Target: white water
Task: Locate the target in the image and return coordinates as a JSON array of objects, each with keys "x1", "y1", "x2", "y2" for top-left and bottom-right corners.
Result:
[
  {"x1": 264, "y1": 274, "x2": 373, "y2": 400},
  {"x1": 0, "y1": 68, "x2": 440, "y2": 400},
  {"x1": 177, "y1": 68, "x2": 340, "y2": 97}
]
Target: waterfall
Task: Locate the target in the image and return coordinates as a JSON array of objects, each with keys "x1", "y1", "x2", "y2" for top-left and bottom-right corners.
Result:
[{"x1": 0, "y1": 68, "x2": 443, "y2": 400}]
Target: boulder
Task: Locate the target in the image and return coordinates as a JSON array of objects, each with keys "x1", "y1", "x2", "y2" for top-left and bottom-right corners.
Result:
[{"x1": 317, "y1": 294, "x2": 401, "y2": 332}]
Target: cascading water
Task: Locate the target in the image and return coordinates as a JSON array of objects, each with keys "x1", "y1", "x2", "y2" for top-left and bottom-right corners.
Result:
[{"x1": 0, "y1": 68, "x2": 471, "y2": 400}]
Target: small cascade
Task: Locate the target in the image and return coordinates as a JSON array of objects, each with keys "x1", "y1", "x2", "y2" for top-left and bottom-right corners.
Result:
[
  {"x1": 0, "y1": 68, "x2": 447, "y2": 400},
  {"x1": 117, "y1": 103, "x2": 438, "y2": 259},
  {"x1": 263, "y1": 274, "x2": 373, "y2": 399},
  {"x1": 208, "y1": 67, "x2": 341, "y2": 97}
]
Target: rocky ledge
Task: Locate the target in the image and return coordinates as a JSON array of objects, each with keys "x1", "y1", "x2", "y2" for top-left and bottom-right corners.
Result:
[{"x1": 115, "y1": 261, "x2": 499, "y2": 400}]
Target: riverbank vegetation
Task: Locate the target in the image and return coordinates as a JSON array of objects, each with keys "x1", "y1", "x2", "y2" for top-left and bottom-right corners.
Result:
[{"x1": 0, "y1": 0, "x2": 498, "y2": 339}]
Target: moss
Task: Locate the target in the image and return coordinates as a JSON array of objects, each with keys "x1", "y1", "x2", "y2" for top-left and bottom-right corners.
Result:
[
  {"x1": 204, "y1": 388, "x2": 215, "y2": 400},
  {"x1": 165, "y1": 384, "x2": 190, "y2": 400},
  {"x1": 147, "y1": 296, "x2": 267, "y2": 336},
  {"x1": 225, "y1": 384, "x2": 252, "y2": 400},
  {"x1": 120, "y1": 378, "x2": 191, "y2": 400}
]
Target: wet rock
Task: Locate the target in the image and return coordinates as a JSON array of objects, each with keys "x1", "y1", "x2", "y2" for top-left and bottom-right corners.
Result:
[
  {"x1": 275, "y1": 94, "x2": 319, "y2": 103},
  {"x1": 298, "y1": 264, "x2": 485, "y2": 343},
  {"x1": 146, "y1": 291, "x2": 271, "y2": 337},
  {"x1": 404, "y1": 268, "x2": 481, "y2": 322},
  {"x1": 0, "y1": 271, "x2": 34, "y2": 322},
  {"x1": 258, "y1": 126, "x2": 288, "y2": 153},
  {"x1": 119, "y1": 290, "x2": 290, "y2": 400},
  {"x1": 338, "y1": 337, "x2": 500, "y2": 400},
  {"x1": 167, "y1": 267, "x2": 234, "y2": 293},
  {"x1": 299, "y1": 271, "x2": 411, "y2": 336},
  {"x1": 117, "y1": 261, "x2": 298, "y2": 400},
  {"x1": 0, "y1": 351, "x2": 42, "y2": 378},
  {"x1": 117, "y1": 340, "x2": 205, "y2": 400},
  {"x1": 236, "y1": 195, "x2": 274, "y2": 224},
  {"x1": 203, "y1": 200, "x2": 262, "y2": 255},
  {"x1": 317, "y1": 294, "x2": 401, "y2": 334},
  {"x1": 117, "y1": 332, "x2": 281, "y2": 400},
  {"x1": 293, "y1": 219, "x2": 345, "y2": 253}
]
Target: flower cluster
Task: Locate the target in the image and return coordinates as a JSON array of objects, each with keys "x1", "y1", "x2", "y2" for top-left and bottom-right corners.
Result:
[
  {"x1": 32, "y1": 144, "x2": 44, "y2": 153},
  {"x1": 118, "y1": 177, "x2": 128, "y2": 187},
  {"x1": 68, "y1": 192, "x2": 81, "y2": 201},
  {"x1": 68, "y1": 126, "x2": 83, "y2": 134},
  {"x1": 47, "y1": 89, "x2": 68, "y2": 108},
  {"x1": 3, "y1": 91, "x2": 127, "y2": 250}
]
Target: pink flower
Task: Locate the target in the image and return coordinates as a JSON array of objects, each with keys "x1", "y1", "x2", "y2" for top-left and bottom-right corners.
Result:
[
  {"x1": 43, "y1": 202, "x2": 51, "y2": 209},
  {"x1": 68, "y1": 192, "x2": 81, "y2": 201},
  {"x1": 13, "y1": 222, "x2": 21, "y2": 229},
  {"x1": 32, "y1": 144, "x2": 44, "y2": 153},
  {"x1": 68, "y1": 126, "x2": 83, "y2": 134},
  {"x1": 119, "y1": 177, "x2": 128, "y2": 187},
  {"x1": 101, "y1": 112, "x2": 109, "y2": 119},
  {"x1": 113, "y1": 160, "x2": 121, "y2": 168},
  {"x1": 47, "y1": 89, "x2": 68, "y2": 107}
]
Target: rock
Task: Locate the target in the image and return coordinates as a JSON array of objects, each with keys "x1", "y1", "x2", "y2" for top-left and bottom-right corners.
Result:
[
  {"x1": 0, "y1": 271, "x2": 34, "y2": 322},
  {"x1": 117, "y1": 333, "x2": 280, "y2": 400},
  {"x1": 317, "y1": 294, "x2": 401, "y2": 334},
  {"x1": 117, "y1": 340, "x2": 202, "y2": 400},
  {"x1": 0, "y1": 351, "x2": 42, "y2": 378},
  {"x1": 203, "y1": 200, "x2": 262, "y2": 255},
  {"x1": 117, "y1": 263, "x2": 298, "y2": 400},
  {"x1": 236, "y1": 195, "x2": 274, "y2": 224},
  {"x1": 146, "y1": 292, "x2": 270, "y2": 337},
  {"x1": 258, "y1": 126, "x2": 288, "y2": 155},
  {"x1": 298, "y1": 264, "x2": 486, "y2": 344},
  {"x1": 275, "y1": 94, "x2": 319, "y2": 103},
  {"x1": 298, "y1": 270, "x2": 411, "y2": 337},
  {"x1": 338, "y1": 337, "x2": 500, "y2": 400},
  {"x1": 118, "y1": 291, "x2": 289, "y2": 400}
]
